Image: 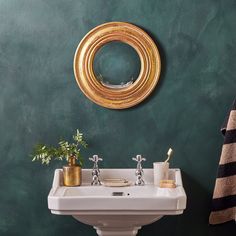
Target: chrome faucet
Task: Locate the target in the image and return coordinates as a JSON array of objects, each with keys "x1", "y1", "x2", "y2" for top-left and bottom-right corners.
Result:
[
  {"x1": 132, "y1": 155, "x2": 146, "y2": 186},
  {"x1": 89, "y1": 155, "x2": 103, "y2": 185}
]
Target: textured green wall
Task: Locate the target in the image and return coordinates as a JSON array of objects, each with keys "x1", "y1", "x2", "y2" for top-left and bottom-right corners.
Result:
[{"x1": 0, "y1": 0, "x2": 236, "y2": 235}]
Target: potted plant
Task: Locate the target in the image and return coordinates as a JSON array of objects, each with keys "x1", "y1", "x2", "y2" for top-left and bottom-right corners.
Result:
[{"x1": 32, "y1": 129, "x2": 88, "y2": 186}]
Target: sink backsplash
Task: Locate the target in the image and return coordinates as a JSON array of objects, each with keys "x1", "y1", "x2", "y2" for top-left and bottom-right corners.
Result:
[{"x1": 53, "y1": 168, "x2": 178, "y2": 187}]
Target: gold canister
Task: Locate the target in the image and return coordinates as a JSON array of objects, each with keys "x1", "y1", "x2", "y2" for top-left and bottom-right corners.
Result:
[{"x1": 63, "y1": 156, "x2": 81, "y2": 186}]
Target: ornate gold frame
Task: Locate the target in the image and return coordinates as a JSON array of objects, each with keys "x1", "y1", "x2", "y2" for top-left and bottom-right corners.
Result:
[{"x1": 73, "y1": 22, "x2": 161, "y2": 109}]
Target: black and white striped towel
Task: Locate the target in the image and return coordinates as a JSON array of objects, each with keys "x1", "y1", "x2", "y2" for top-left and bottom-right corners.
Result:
[{"x1": 209, "y1": 99, "x2": 236, "y2": 224}]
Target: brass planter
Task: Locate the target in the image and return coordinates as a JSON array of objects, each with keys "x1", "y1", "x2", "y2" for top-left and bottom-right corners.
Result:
[{"x1": 63, "y1": 157, "x2": 82, "y2": 186}]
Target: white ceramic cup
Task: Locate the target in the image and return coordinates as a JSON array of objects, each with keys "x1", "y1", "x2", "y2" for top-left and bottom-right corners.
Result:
[{"x1": 153, "y1": 162, "x2": 169, "y2": 186}]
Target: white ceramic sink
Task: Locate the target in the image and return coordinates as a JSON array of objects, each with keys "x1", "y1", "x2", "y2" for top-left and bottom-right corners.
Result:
[{"x1": 48, "y1": 169, "x2": 186, "y2": 236}]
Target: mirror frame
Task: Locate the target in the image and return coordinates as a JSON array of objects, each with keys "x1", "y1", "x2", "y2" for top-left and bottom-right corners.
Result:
[{"x1": 73, "y1": 22, "x2": 161, "y2": 109}]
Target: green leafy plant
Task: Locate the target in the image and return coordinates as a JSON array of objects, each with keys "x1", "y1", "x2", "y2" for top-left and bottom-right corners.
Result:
[{"x1": 32, "y1": 129, "x2": 88, "y2": 166}]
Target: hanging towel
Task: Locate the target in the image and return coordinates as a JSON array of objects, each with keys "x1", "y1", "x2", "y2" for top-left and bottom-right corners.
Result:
[{"x1": 209, "y1": 99, "x2": 236, "y2": 225}]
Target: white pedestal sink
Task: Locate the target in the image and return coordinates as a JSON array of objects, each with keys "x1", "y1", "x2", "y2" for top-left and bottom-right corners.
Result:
[{"x1": 48, "y1": 169, "x2": 186, "y2": 236}]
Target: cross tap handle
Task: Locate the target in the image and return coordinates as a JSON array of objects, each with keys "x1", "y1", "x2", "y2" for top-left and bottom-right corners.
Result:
[
  {"x1": 89, "y1": 155, "x2": 103, "y2": 164},
  {"x1": 132, "y1": 155, "x2": 146, "y2": 163}
]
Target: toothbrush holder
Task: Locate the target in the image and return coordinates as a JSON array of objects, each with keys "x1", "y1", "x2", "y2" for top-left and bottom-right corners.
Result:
[{"x1": 153, "y1": 162, "x2": 169, "y2": 186}]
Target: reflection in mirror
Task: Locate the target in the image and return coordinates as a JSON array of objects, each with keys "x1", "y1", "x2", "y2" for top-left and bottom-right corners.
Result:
[{"x1": 93, "y1": 42, "x2": 141, "y2": 89}]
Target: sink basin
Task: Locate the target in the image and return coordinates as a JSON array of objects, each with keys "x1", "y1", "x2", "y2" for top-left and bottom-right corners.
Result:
[{"x1": 48, "y1": 169, "x2": 186, "y2": 236}]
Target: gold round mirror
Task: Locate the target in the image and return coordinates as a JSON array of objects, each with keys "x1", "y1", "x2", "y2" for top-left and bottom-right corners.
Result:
[{"x1": 73, "y1": 22, "x2": 161, "y2": 109}]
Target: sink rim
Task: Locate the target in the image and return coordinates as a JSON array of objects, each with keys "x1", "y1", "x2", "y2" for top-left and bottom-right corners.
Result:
[{"x1": 51, "y1": 186, "x2": 184, "y2": 198}]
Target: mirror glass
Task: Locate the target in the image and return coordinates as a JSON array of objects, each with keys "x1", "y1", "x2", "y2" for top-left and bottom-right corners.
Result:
[{"x1": 93, "y1": 41, "x2": 141, "y2": 88}]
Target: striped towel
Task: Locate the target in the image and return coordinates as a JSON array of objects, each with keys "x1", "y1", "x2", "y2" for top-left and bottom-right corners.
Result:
[{"x1": 209, "y1": 99, "x2": 236, "y2": 224}]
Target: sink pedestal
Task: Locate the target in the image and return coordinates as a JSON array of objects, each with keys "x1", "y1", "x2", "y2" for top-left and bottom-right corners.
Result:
[
  {"x1": 94, "y1": 226, "x2": 140, "y2": 236},
  {"x1": 73, "y1": 214, "x2": 163, "y2": 236}
]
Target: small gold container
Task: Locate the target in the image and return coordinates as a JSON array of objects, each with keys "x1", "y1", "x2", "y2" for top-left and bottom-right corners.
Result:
[{"x1": 63, "y1": 156, "x2": 81, "y2": 186}]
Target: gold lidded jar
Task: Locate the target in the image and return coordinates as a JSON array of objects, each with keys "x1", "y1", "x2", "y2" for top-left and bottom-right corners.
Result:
[{"x1": 63, "y1": 156, "x2": 81, "y2": 186}]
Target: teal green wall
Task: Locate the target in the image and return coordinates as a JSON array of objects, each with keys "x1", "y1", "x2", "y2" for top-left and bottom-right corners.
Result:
[{"x1": 0, "y1": 0, "x2": 236, "y2": 235}]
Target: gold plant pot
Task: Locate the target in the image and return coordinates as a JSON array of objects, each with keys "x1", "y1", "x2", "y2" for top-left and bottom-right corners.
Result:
[{"x1": 63, "y1": 156, "x2": 82, "y2": 186}]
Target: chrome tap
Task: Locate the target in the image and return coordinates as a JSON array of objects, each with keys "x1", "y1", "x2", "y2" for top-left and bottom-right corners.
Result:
[
  {"x1": 132, "y1": 155, "x2": 146, "y2": 186},
  {"x1": 89, "y1": 155, "x2": 103, "y2": 185}
]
